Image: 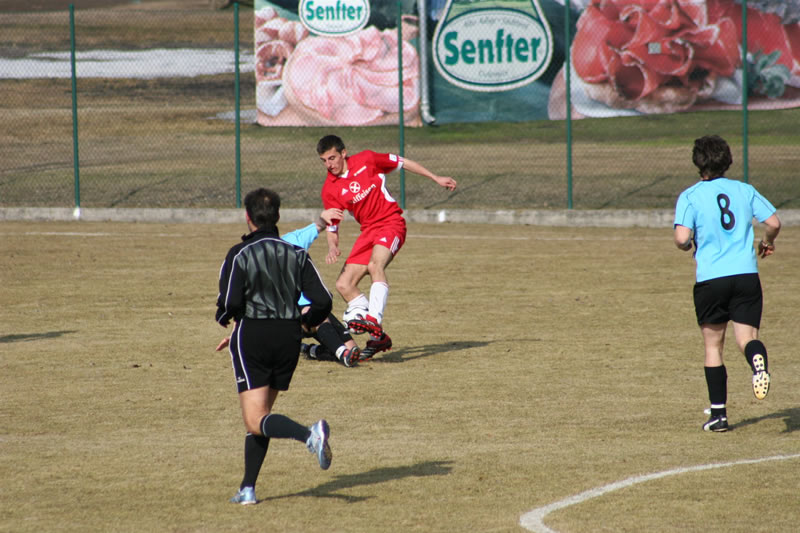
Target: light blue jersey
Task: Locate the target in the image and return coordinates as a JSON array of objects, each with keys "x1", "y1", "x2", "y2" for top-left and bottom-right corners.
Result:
[
  {"x1": 282, "y1": 223, "x2": 321, "y2": 306},
  {"x1": 674, "y1": 177, "x2": 775, "y2": 282}
]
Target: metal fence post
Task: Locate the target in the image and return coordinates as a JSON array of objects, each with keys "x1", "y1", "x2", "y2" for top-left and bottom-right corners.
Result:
[
  {"x1": 741, "y1": 0, "x2": 749, "y2": 184},
  {"x1": 235, "y1": 1, "x2": 242, "y2": 207},
  {"x1": 397, "y1": 0, "x2": 406, "y2": 209},
  {"x1": 69, "y1": 4, "x2": 81, "y2": 216},
  {"x1": 564, "y1": 0, "x2": 572, "y2": 209}
]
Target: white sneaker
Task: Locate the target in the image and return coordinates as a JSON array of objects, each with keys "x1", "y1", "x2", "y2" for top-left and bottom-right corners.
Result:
[
  {"x1": 229, "y1": 486, "x2": 256, "y2": 505},
  {"x1": 306, "y1": 420, "x2": 332, "y2": 470}
]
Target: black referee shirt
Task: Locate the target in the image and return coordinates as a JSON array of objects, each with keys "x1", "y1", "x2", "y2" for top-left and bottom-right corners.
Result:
[{"x1": 216, "y1": 226, "x2": 332, "y2": 329}]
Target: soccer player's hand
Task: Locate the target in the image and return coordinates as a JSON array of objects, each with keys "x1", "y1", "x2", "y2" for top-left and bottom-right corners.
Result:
[
  {"x1": 320, "y1": 208, "x2": 343, "y2": 226},
  {"x1": 216, "y1": 336, "x2": 231, "y2": 351},
  {"x1": 758, "y1": 240, "x2": 775, "y2": 258},
  {"x1": 326, "y1": 247, "x2": 341, "y2": 264},
  {"x1": 435, "y1": 176, "x2": 457, "y2": 191}
]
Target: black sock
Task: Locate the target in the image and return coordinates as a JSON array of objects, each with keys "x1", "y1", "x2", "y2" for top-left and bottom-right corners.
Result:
[
  {"x1": 704, "y1": 365, "x2": 727, "y2": 417},
  {"x1": 241, "y1": 433, "x2": 269, "y2": 489},
  {"x1": 326, "y1": 314, "x2": 353, "y2": 343},
  {"x1": 316, "y1": 322, "x2": 345, "y2": 355},
  {"x1": 744, "y1": 340, "x2": 768, "y2": 372},
  {"x1": 260, "y1": 413, "x2": 310, "y2": 442}
]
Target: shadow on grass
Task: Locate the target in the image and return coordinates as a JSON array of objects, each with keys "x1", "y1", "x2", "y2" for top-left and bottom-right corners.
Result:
[
  {"x1": 373, "y1": 340, "x2": 491, "y2": 363},
  {"x1": 263, "y1": 460, "x2": 454, "y2": 503},
  {"x1": 0, "y1": 330, "x2": 77, "y2": 343},
  {"x1": 732, "y1": 407, "x2": 800, "y2": 433}
]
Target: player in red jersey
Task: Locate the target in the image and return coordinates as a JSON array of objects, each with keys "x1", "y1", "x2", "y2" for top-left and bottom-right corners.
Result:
[{"x1": 316, "y1": 134, "x2": 457, "y2": 360}]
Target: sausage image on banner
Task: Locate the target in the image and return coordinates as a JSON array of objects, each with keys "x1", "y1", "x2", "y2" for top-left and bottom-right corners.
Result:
[
  {"x1": 550, "y1": 0, "x2": 800, "y2": 117},
  {"x1": 282, "y1": 25, "x2": 420, "y2": 126},
  {"x1": 253, "y1": 4, "x2": 421, "y2": 126}
]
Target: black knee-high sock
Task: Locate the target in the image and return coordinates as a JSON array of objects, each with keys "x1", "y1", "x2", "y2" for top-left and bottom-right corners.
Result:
[
  {"x1": 744, "y1": 340, "x2": 768, "y2": 372},
  {"x1": 704, "y1": 365, "x2": 727, "y2": 416},
  {"x1": 326, "y1": 314, "x2": 353, "y2": 343},
  {"x1": 315, "y1": 322, "x2": 344, "y2": 355},
  {"x1": 241, "y1": 433, "x2": 269, "y2": 489},
  {"x1": 260, "y1": 413, "x2": 310, "y2": 442}
]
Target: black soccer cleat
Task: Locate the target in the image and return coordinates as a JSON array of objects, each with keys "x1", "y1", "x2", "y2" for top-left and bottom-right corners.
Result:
[
  {"x1": 359, "y1": 332, "x2": 392, "y2": 361},
  {"x1": 703, "y1": 414, "x2": 729, "y2": 432}
]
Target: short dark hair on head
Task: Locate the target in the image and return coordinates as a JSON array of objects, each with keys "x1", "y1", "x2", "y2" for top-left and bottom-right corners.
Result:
[
  {"x1": 244, "y1": 188, "x2": 281, "y2": 228},
  {"x1": 692, "y1": 135, "x2": 732, "y2": 178},
  {"x1": 317, "y1": 134, "x2": 345, "y2": 155}
]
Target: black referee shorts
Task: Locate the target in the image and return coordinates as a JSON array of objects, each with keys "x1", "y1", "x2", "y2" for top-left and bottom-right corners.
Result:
[
  {"x1": 229, "y1": 318, "x2": 302, "y2": 393},
  {"x1": 693, "y1": 273, "x2": 762, "y2": 328}
]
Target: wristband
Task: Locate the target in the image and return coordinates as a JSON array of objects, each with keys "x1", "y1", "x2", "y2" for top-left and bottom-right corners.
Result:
[{"x1": 760, "y1": 241, "x2": 774, "y2": 248}]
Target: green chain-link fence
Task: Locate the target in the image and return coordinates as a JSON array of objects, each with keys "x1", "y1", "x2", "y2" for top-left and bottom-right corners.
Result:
[{"x1": 2, "y1": 1, "x2": 799, "y2": 212}]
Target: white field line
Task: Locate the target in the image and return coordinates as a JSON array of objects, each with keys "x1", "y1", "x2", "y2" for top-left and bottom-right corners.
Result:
[
  {"x1": 519, "y1": 453, "x2": 800, "y2": 533},
  {"x1": 7, "y1": 232, "x2": 796, "y2": 245},
  {"x1": 6, "y1": 231, "x2": 672, "y2": 243}
]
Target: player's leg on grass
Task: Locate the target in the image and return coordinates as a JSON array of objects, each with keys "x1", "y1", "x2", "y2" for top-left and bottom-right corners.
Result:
[
  {"x1": 231, "y1": 386, "x2": 279, "y2": 503},
  {"x1": 233, "y1": 386, "x2": 330, "y2": 503},
  {"x1": 732, "y1": 322, "x2": 770, "y2": 399},
  {"x1": 314, "y1": 315, "x2": 359, "y2": 367},
  {"x1": 337, "y1": 263, "x2": 369, "y2": 326},
  {"x1": 365, "y1": 244, "x2": 393, "y2": 324},
  {"x1": 348, "y1": 245, "x2": 394, "y2": 336},
  {"x1": 240, "y1": 387, "x2": 328, "y2": 467},
  {"x1": 701, "y1": 323, "x2": 729, "y2": 431}
]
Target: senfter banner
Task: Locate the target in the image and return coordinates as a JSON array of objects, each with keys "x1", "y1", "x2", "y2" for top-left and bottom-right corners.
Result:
[{"x1": 253, "y1": 0, "x2": 800, "y2": 125}]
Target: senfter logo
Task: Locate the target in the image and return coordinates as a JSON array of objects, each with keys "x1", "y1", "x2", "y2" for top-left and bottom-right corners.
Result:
[
  {"x1": 299, "y1": 0, "x2": 370, "y2": 36},
  {"x1": 433, "y1": 1, "x2": 553, "y2": 92}
]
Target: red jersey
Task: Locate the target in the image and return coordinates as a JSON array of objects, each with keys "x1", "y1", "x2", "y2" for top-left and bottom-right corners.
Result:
[{"x1": 321, "y1": 150, "x2": 404, "y2": 229}]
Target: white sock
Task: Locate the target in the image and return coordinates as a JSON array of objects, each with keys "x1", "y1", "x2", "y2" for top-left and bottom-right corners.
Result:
[
  {"x1": 346, "y1": 294, "x2": 369, "y2": 315},
  {"x1": 335, "y1": 345, "x2": 346, "y2": 359},
  {"x1": 368, "y1": 282, "x2": 389, "y2": 324}
]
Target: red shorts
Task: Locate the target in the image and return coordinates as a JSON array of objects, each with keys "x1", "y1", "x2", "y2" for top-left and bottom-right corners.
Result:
[{"x1": 345, "y1": 218, "x2": 407, "y2": 265}]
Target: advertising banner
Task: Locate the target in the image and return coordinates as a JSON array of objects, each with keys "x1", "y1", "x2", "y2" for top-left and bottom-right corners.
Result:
[
  {"x1": 427, "y1": 0, "x2": 564, "y2": 122},
  {"x1": 555, "y1": 0, "x2": 800, "y2": 119},
  {"x1": 254, "y1": 0, "x2": 422, "y2": 126},
  {"x1": 254, "y1": 0, "x2": 800, "y2": 125}
]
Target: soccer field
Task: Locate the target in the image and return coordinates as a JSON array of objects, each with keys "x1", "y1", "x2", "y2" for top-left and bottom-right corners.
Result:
[{"x1": 2, "y1": 220, "x2": 799, "y2": 532}]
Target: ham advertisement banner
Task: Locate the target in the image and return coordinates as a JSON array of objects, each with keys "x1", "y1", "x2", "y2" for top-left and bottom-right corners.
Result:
[{"x1": 253, "y1": 0, "x2": 800, "y2": 126}]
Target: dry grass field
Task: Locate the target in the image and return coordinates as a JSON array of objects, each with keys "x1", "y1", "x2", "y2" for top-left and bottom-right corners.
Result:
[{"x1": 2, "y1": 219, "x2": 799, "y2": 532}]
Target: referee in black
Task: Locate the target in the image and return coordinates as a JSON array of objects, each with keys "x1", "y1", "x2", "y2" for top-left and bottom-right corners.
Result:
[{"x1": 215, "y1": 188, "x2": 334, "y2": 505}]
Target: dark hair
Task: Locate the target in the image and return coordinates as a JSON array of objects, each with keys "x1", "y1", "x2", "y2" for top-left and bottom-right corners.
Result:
[
  {"x1": 692, "y1": 135, "x2": 732, "y2": 179},
  {"x1": 316, "y1": 134, "x2": 345, "y2": 155},
  {"x1": 244, "y1": 188, "x2": 280, "y2": 228}
]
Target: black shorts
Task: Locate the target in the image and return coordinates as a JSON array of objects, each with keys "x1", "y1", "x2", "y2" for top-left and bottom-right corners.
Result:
[
  {"x1": 229, "y1": 318, "x2": 302, "y2": 393},
  {"x1": 693, "y1": 273, "x2": 762, "y2": 328}
]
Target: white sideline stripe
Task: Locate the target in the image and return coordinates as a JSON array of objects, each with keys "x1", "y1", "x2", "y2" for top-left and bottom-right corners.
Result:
[
  {"x1": 414, "y1": 235, "x2": 666, "y2": 242},
  {"x1": 7, "y1": 232, "x2": 665, "y2": 241},
  {"x1": 4, "y1": 232, "x2": 174, "y2": 237},
  {"x1": 7, "y1": 232, "x2": 796, "y2": 245},
  {"x1": 519, "y1": 453, "x2": 800, "y2": 533}
]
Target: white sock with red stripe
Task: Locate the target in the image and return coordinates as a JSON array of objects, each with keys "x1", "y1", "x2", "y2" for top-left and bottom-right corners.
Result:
[{"x1": 368, "y1": 282, "x2": 389, "y2": 324}]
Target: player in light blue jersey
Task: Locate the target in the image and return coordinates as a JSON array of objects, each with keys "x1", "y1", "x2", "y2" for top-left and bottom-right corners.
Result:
[
  {"x1": 674, "y1": 135, "x2": 781, "y2": 432},
  {"x1": 282, "y1": 208, "x2": 362, "y2": 368}
]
